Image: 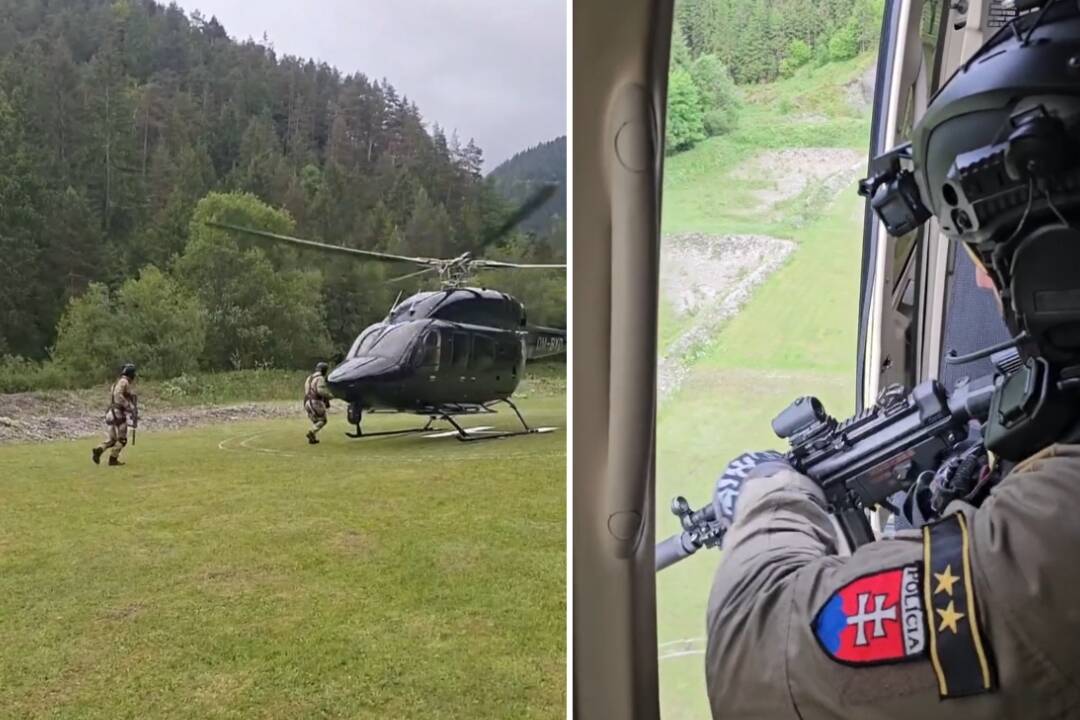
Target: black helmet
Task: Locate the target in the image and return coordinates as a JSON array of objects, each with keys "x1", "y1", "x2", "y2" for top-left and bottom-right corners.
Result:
[
  {"x1": 864, "y1": 2, "x2": 1080, "y2": 367},
  {"x1": 315, "y1": 361, "x2": 329, "y2": 375},
  {"x1": 121, "y1": 363, "x2": 137, "y2": 379}
]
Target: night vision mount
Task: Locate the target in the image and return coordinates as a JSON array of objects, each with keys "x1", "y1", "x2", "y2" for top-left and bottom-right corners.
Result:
[{"x1": 858, "y1": 142, "x2": 931, "y2": 237}]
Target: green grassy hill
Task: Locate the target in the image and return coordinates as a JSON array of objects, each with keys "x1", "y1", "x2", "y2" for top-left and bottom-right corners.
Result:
[
  {"x1": 655, "y1": 54, "x2": 874, "y2": 720},
  {"x1": 663, "y1": 56, "x2": 873, "y2": 236}
]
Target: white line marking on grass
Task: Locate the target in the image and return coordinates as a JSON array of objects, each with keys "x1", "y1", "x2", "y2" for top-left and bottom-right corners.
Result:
[
  {"x1": 217, "y1": 432, "x2": 295, "y2": 457},
  {"x1": 658, "y1": 636, "x2": 707, "y2": 662},
  {"x1": 239, "y1": 433, "x2": 296, "y2": 457},
  {"x1": 659, "y1": 649, "x2": 706, "y2": 660},
  {"x1": 658, "y1": 637, "x2": 704, "y2": 649}
]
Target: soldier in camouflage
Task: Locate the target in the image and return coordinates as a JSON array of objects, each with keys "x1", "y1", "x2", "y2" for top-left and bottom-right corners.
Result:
[
  {"x1": 92, "y1": 363, "x2": 137, "y2": 466},
  {"x1": 304, "y1": 361, "x2": 332, "y2": 444}
]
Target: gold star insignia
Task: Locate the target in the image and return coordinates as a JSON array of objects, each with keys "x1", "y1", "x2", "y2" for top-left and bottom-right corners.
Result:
[
  {"x1": 934, "y1": 564, "x2": 960, "y2": 596},
  {"x1": 936, "y1": 600, "x2": 966, "y2": 634}
]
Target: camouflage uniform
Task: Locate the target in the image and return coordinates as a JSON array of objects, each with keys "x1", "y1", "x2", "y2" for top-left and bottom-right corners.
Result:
[
  {"x1": 93, "y1": 375, "x2": 136, "y2": 465},
  {"x1": 705, "y1": 445, "x2": 1080, "y2": 718},
  {"x1": 304, "y1": 370, "x2": 331, "y2": 443}
]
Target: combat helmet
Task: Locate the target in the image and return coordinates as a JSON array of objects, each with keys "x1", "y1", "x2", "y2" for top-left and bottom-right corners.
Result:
[{"x1": 861, "y1": 1, "x2": 1080, "y2": 459}]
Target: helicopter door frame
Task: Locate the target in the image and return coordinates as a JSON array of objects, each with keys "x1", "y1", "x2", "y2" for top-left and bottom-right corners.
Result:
[
  {"x1": 572, "y1": 0, "x2": 672, "y2": 716},
  {"x1": 417, "y1": 327, "x2": 441, "y2": 377},
  {"x1": 859, "y1": 0, "x2": 999, "y2": 402},
  {"x1": 858, "y1": 0, "x2": 926, "y2": 412},
  {"x1": 450, "y1": 330, "x2": 471, "y2": 378},
  {"x1": 917, "y1": 1, "x2": 998, "y2": 384}
]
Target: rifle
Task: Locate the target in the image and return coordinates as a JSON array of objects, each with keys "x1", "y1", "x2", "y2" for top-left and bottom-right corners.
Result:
[
  {"x1": 129, "y1": 395, "x2": 139, "y2": 446},
  {"x1": 656, "y1": 372, "x2": 999, "y2": 571}
]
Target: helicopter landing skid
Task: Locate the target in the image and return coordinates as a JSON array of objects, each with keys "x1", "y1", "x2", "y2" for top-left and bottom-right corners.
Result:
[
  {"x1": 442, "y1": 399, "x2": 545, "y2": 442},
  {"x1": 346, "y1": 416, "x2": 439, "y2": 439}
]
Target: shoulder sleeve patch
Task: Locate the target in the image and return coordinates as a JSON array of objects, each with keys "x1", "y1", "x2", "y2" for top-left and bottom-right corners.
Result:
[
  {"x1": 811, "y1": 564, "x2": 926, "y2": 666},
  {"x1": 923, "y1": 512, "x2": 997, "y2": 698}
]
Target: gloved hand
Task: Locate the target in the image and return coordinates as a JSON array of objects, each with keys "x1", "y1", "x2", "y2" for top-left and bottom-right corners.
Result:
[{"x1": 712, "y1": 450, "x2": 790, "y2": 529}]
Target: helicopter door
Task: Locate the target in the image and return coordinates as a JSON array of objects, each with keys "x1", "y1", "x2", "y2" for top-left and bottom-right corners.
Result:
[
  {"x1": 416, "y1": 328, "x2": 440, "y2": 379},
  {"x1": 450, "y1": 331, "x2": 471, "y2": 381},
  {"x1": 496, "y1": 338, "x2": 520, "y2": 382},
  {"x1": 471, "y1": 335, "x2": 495, "y2": 374}
]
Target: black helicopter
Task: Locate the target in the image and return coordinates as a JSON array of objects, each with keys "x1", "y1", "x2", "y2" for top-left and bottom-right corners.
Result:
[{"x1": 211, "y1": 186, "x2": 566, "y2": 441}]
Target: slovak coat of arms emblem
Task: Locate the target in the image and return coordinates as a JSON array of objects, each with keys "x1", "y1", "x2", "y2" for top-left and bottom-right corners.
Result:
[{"x1": 812, "y1": 564, "x2": 926, "y2": 666}]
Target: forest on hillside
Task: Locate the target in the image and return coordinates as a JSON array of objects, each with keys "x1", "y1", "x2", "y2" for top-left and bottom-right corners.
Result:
[
  {"x1": 0, "y1": 0, "x2": 565, "y2": 387},
  {"x1": 667, "y1": 0, "x2": 884, "y2": 153},
  {"x1": 488, "y1": 136, "x2": 566, "y2": 239}
]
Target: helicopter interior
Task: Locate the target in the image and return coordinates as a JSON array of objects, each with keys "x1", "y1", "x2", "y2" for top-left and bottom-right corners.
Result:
[{"x1": 572, "y1": 0, "x2": 1017, "y2": 717}]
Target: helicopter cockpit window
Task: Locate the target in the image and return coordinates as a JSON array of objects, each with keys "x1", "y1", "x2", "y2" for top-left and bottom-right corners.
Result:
[
  {"x1": 451, "y1": 332, "x2": 470, "y2": 370},
  {"x1": 350, "y1": 324, "x2": 420, "y2": 362},
  {"x1": 348, "y1": 325, "x2": 384, "y2": 359},
  {"x1": 472, "y1": 336, "x2": 495, "y2": 371}
]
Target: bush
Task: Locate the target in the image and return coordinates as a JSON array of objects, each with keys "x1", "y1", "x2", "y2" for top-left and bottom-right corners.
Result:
[
  {"x1": 51, "y1": 284, "x2": 123, "y2": 383},
  {"x1": 689, "y1": 54, "x2": 741, "y2": 136},
  {"x1": 813, "y1": 39, "x2": 832, "y2": 67},
  {"x1": 114, "y1": 266, "x2": 207, "y2": 378},
  {"x1": 0, "y1": 356, "x2": 75, "y2": 393},
  {"x1": 176, "y1": 192, "x2": 333, "y2": 370},
  {"x1": 828, "y1": 21, "x2": 860, "y2": 62},
  {"x1": 52, "y1": 268, "x2": 207, "y2": 382},
  {"x1": 152, "y1": 368, "x2": 307, "y2": 405},
  {"x1": 666, "y1": 67, "x2": 706, "y2": 153},
  {"x1": 780, "y1": 39, "x2": 813, "y2": 77}
]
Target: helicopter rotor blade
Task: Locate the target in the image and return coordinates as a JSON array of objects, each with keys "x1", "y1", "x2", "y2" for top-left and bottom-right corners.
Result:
[
  {"x1": 386, "y1": 266, "x2": 442, "y2": 284},
  {"x1": 479, "y1": 183, "x2": 559, "y2": 247},
  {"x1": 470, "y1": 259, "x2": 567, "y2": 270},
  {"x1": 207, "y1": 222, "x2": 443, "y2": 268}
]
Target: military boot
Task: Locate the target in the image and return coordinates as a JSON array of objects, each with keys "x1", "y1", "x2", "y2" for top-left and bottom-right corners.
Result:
[
  {"x1": 108, "y1": 456, "x2": 125, "y2": 466},
  {"x1": 307, "y1": 430, "x2": 319, "y2": 445},
  {"x1": 92, "y1": 447, "x2": 104, "y2": 465}
]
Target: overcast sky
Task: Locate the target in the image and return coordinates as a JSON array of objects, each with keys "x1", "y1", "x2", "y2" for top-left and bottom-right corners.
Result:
[{"x1": 171, "y1": 0, "x2": 566, "y2": 170}]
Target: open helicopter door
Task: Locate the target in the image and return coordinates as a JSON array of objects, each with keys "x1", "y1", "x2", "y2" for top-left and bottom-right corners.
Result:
[
  {"x1": 572, "y1": 0, "x2": 672, "y2": 718},
  {"x1": 858, "y1": 0, "x2": 1020, "y2": 538}
]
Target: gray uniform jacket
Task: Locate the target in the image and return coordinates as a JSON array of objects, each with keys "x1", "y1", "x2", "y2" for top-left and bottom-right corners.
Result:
[{"x1": 705, "y1": 443, "x2": 1080, "y2": 719}]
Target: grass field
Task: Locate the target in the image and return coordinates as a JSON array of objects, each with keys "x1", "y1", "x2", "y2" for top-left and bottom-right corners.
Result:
[
  {"x1": 662, "y1": 56, "x2": 873, "y2": 238},
  {"x1": 0, "y1": 393, "x2": 565, "y2": 719},
  {"x1": 654, "y1": 56, "x2": 873, "y2": 720}
]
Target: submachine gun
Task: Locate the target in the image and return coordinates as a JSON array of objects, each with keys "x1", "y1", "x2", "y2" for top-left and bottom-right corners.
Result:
[{"x1": 656, "y1": 371, "x2": 1000, "y2": 571}]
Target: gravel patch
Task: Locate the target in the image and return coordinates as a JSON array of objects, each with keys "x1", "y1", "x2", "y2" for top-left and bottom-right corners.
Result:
[
  {"x1": 658, "y1": 234, "x2": 796, "y2": 399},
  {"x1": 845, "y1": 65, "x2": 877, "y2": 114},
  {"x1": 729, "y1": 148, "x2": 864, "y2": 211},
  {"x1": 658, "y1": 146, "x2": 866, "y2": 400},
  {"x1": 0, "y1": 397, "x2": 308, "y2": 445}
]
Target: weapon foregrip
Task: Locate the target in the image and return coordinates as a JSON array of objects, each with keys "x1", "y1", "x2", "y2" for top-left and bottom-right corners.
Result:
[{"x1": 655, "y1": 532, "x2": 697, "y2": 571}]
